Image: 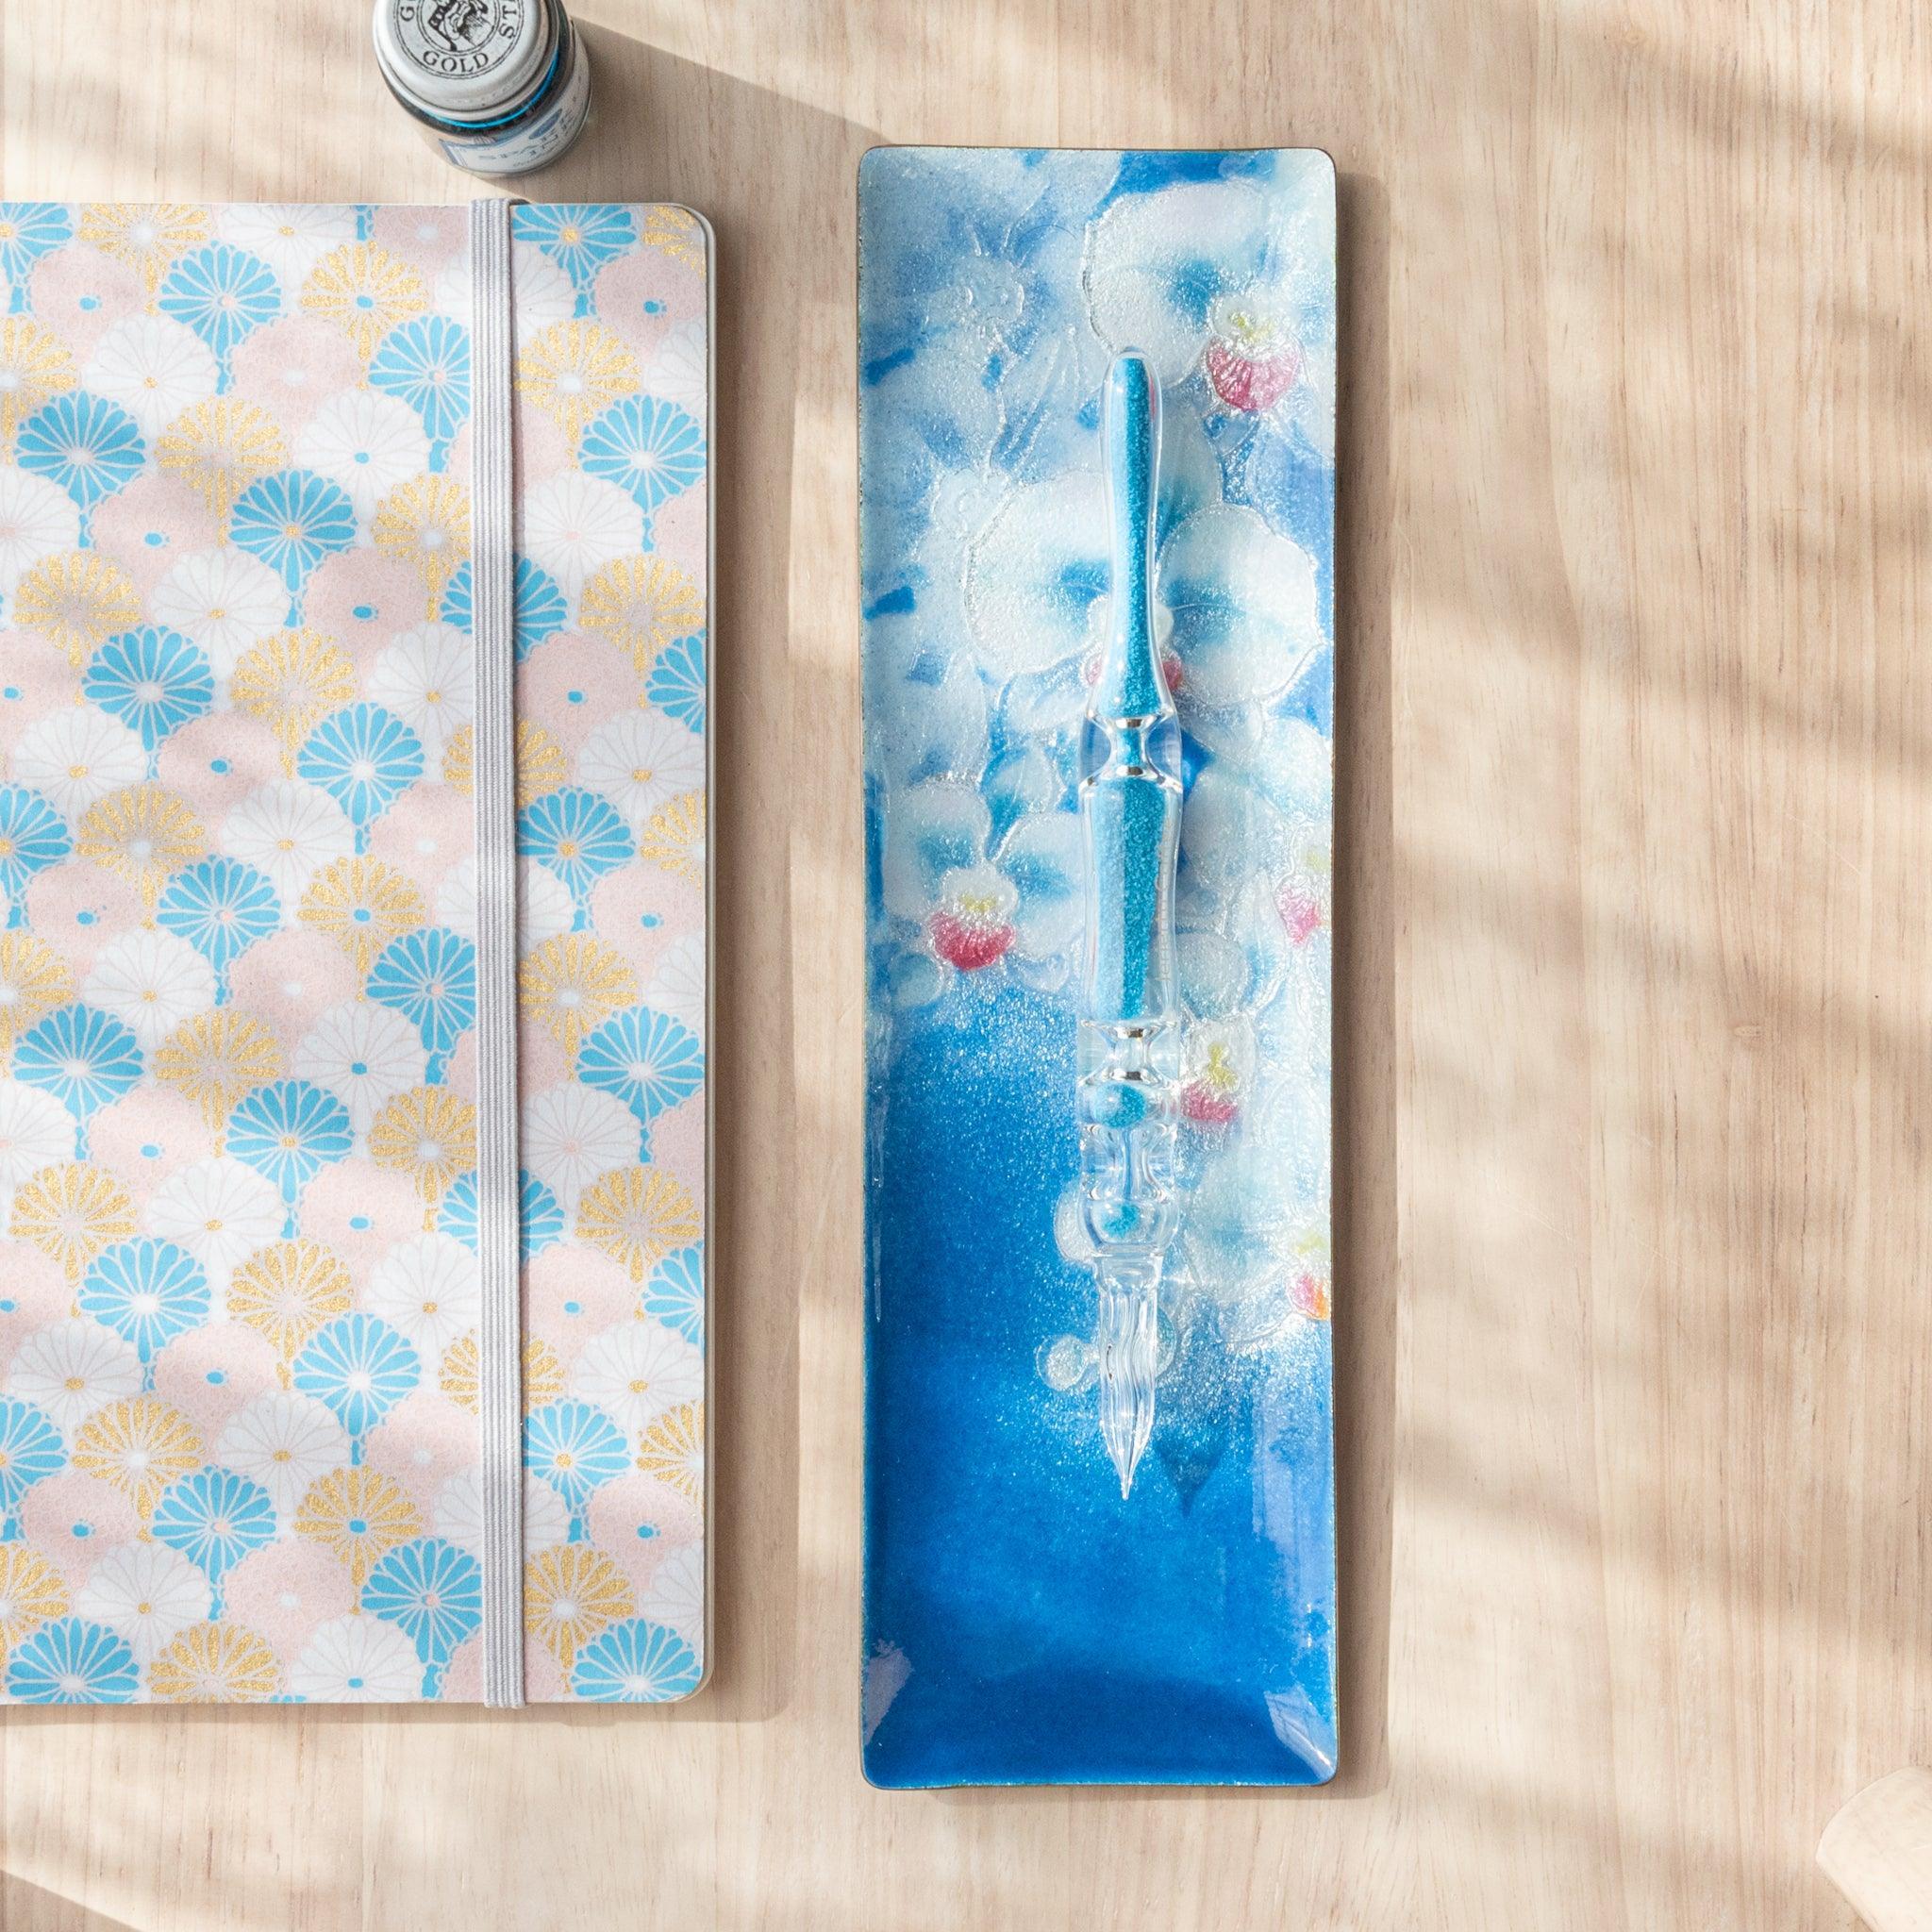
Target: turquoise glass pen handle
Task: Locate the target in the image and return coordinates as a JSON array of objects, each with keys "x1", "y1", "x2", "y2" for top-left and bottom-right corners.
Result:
[
  {"x1": 1077, "y1": 353, "x2": 1180, "y2": 1240},
  {"x1": 1080, "y1": 352, "x2": 1180, "y2": 1034}
]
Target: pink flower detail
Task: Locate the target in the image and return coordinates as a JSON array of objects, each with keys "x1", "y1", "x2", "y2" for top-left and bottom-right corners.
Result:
[
  {"x1": 591, "y1": 249, "x2": 703, "y2": 363},
  {"x1": 87, "y1": 1085, "x2": 215, "y2": 1191},
  {"x1": 304, "y1": 551, "x2": 428, "y2": 671},
  {"x1": 365, "y1": 781, "x2": 474, "y2": 904},
  {"x1": 298, "y1": 1157, "x2": 425, "y2": 1273},
  {"x1": 362, "y1": 1389, "x2": 477, "y2": 1514},
  {"x1": 229, "y1": 316, "x2": 361, "y2": 434},
  {"x1": 221, "y1": 1538, "x2": 354, "y2": 1657},
  {"x1": 30, "y1": 245, "x2": 143, "y2": 360},
  {"x1": 25, "y1": 860, "x2": 142, "y2": 981},
  {"x1": 585, "y1": 1471, "x2": 703, "y2": 1597},
  {"x1": 1180, "y1": 1034, "x2": 1243, "y2": 1127},
  {"x1": 1291, "y1": 1270, "x2": 1331, "y2": 1322},
  {"x1": 645, "y1": 1092, "x2": 706, "y2": 1208},
  {"x1": 517, "y1": 631, "x2": 634, "y2": 757},
  {"x1": 1275, "y1": 878, "x2": 1324, "y2": 944},
  {"x1": 156, "y1": 711, "x2": 284, "y2": 824},
  {"x1": 648, "y1": 486, "x2": 708, "y2": 583},
  {"x1": 921, "y1": 856, "x2": 1029, "y2": 972},
  {"x1": 588, "y1": 863, "x2": 703, "y2": 977},
  {"x1": 0, "y1": 636, "x2": 86, "y2": 737},
  {"x1": 0, "y1": 1246, "x2": 76, "y2": 1364},
  {"x1": 372, "y1": 207, "x2": 466, "y2": 276},
  {"x1": 150, "y1": 1321, "x2": 282, "y2": 1438},
  {"x1": 525, "y1": 1246, "x2": 636, "y2": 1373},
  {"x1": 225, "y1": 929, "x2": 358, "y2": 1051},
  {"x1": 20, "y1": 1474, "x2": 139, "y2": 1586},
  {"x1": 1204, "y1": 300, "x2": 1301, "y2": 414},
  {"x1": 92, "y1": 475, "x2": 218, "y2": 596},
  {"x1": 1206, "y1": 341, "x2": 1299, "y2": 414}
]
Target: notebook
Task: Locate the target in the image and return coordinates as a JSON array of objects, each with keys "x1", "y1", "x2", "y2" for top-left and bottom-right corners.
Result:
[
  {"x1": 859, "y1": 148, "x2": 1337, "y2": 1784},
  {"x1": 0, "y1": 200, "x2": 710, "y2": 1705}
]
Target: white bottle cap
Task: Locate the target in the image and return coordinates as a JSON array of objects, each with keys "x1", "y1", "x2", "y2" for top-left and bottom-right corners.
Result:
[{"x1": 372, "y1": 0, "x2": 554, "y2": 124}]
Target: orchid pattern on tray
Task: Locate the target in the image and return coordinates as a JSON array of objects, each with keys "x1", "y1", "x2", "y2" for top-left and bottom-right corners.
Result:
[{"x1": 861, "y1": 151, "x2": 1337, "y2": 1403}]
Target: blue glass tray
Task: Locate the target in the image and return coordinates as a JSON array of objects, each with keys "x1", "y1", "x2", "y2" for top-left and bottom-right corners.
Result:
[{"x1": 859, "y1": 147, "x2": 1340, "y2": 1787}]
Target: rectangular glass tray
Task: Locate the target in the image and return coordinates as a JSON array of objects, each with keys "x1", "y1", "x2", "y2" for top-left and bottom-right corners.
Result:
[{"x1": 859, "y1": 147, "x2": 1340, "y2": 1786}]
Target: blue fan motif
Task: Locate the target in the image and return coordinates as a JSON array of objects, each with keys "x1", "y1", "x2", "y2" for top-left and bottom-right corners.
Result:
[
  {"x1": 438, "y1": 1167, "x2": 564, "y2": 1259},
  {"x1": 5, "y1": 1617, "x2": 138, "y2": 1705},
  {"x1": 514, "y1": 203, "x2": 636, "y2": 302},
  {"x1": 297, "y1": 703, "x2": 423, "y2": 843},
  {"x1": 151, "y1": 1466, "x2": 276, "y2": 1613},
  {"x1": 226, "y1": 1078, "x2": 352, "y2": 1218},
  {"x1": 579, "y1": 396, "x2": 706, "y2": 514},
  {"x1": 645, "y1": 632, "x2": 706, "y2": 731},
  {"x1": 368, "y1": 312, "x2": 471, "y2": 452},
  {"x1": 0, "y1": 1396, "x2": 64, "y2": 1532},
  {"x1": 158, "y1": 242, "x2": 281, "y2": 371},
  {"x1": 78, "y1": 1238, "x2": 209, "y2": 1365},
  {"x1": 525, "y1": 1400, "x2": 628, "y2": 1536},
  {"x1": 0, "y1": 783, "x2": 72, "y2": 919},
  {"x1": 292, "y1": 1311, "x2": 419, "y2": 1441},
  {"x1": 366, "y1": 925, "x2": 475, "y2": 1081},
  {"x1": 576, "y1": 1005, "x2": 704, "y2": 1130},
  {"x1": 228, "y1": 467, "x2": 356, "y2": 595},
  {"x1": 16, "y1": 390, "x2": 144, "y2": 517},
  {"x1": 0, "y1": 203, "x2": 72, "y2": 293},
  {"x1": 441, "y1": 555, "x2": 568, "y2": 661},
  {"x1": 81, "y1": 625, "x2": 214, "y2": 759},
  {"x1": 642, "y1": 1243, "x2": 705, "y2": 1350},
  {"x1": 516, "y1": 787, "x2": 631, "y2": 928},
  {"x1": 14, "y1": 1003, "x2": 142, "y2": 1152},
  {"x1": 571, "y1": 1618, "x2": 701, "y2": 1703},
  {"x1": 156, "y1": 855, "x2": 279, "y2": 995},
  {"x1": 363, "y1": 1536, "x2": 482, "y2": 1692}
]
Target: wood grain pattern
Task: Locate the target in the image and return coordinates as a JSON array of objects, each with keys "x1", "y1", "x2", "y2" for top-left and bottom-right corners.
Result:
[{"x1": 0, "y1": 0, "x2": 1924, "y2": 1924}]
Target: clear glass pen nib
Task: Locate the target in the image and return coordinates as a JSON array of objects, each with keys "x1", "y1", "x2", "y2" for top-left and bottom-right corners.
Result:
[{"x1": 1095, "y1": 1263, "x2": 1159, "y2": 1497}]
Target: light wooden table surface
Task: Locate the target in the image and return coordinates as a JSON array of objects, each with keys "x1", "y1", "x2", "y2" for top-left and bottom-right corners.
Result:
[{"x1": 1, "y1": 0, "x2": 1924, "y2": 1925}]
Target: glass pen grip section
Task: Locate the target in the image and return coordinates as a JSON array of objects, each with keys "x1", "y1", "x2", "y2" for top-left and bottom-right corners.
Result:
[
  {"x1": 1078, "y1": 762, "x2": 1179, "y2": 1026},
  {"x1": 1077, "y1": 762, "x2": 1180, "y2": 1257}
]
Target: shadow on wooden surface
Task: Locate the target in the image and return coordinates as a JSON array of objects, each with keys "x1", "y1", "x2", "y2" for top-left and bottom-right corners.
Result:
[{"x1": 0, "y1": 1874, "x2": 138, "y2": 1932}]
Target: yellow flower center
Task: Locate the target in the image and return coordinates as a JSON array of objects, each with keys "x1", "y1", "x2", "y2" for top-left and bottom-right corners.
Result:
[{"x1": 1202, "y1": 1041, "x2": 1239, "y2": 1093}]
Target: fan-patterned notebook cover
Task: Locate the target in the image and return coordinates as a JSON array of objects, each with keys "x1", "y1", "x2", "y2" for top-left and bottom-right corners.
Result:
[{"x1": 0, "y1": 202, "x2": 709, "y2": 1705}]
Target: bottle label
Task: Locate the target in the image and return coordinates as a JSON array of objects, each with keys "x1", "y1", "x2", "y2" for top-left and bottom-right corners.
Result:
[{"x1": 438, "y1": 40, "x2": 590, "y2": 176}]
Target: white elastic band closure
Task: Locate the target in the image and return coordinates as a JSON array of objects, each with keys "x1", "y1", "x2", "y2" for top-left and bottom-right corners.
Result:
[{"x1": 469, "y1": 195, "x2": 525, "y2": 1709}]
